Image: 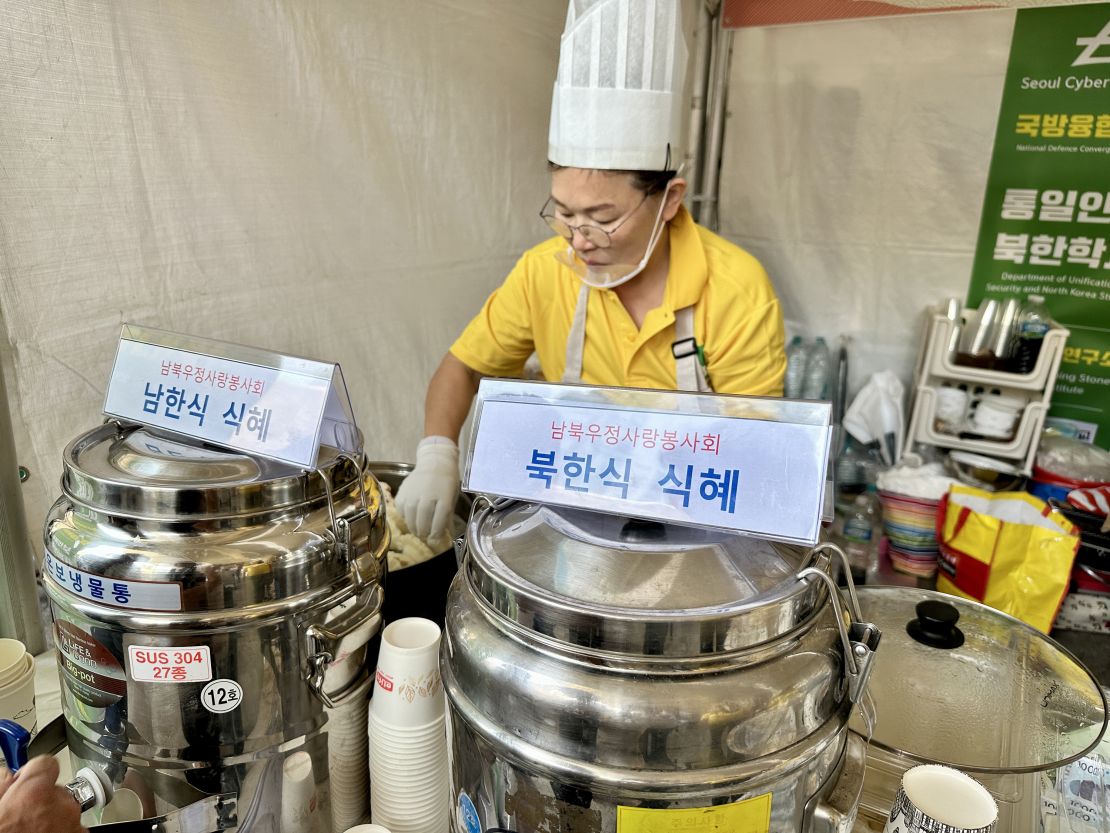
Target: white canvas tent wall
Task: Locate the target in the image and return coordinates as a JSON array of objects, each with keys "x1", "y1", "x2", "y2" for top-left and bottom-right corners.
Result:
[
  {"x1": 0, "y1": 0, "x2": 1059, "y2": 563},
  {"x1": 719, "y1": 9, "x2": 1018, "y2": 395},
  {"x1": 0, "y1": 0, "x2": 567, "y2": 555}
]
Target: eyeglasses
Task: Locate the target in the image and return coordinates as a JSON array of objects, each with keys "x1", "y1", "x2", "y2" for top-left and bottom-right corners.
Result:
[{"x1": 539, "y1": 192, "x2": 652, "y2": 249}]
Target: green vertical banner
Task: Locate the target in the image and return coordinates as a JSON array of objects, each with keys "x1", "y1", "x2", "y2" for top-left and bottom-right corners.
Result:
[{"x1": 968, "y1": 4, "x2": 1110, "y2": 447}]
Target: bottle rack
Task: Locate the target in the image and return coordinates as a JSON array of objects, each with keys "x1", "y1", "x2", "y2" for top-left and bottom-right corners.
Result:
[
  {"x1": 920, "y1": 311, "x2": 1069, "y2": 391},
  {"x1": 904, "y1": 309, "x2": 1069, "y2": 474}
]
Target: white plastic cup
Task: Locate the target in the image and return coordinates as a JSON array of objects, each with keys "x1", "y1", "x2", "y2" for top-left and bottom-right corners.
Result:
[
  {"x1": 0, "y1": 652, "x2": 36, "y2": 733},
  {"x1": 0, "y1": 639, "x2": 28, "y2": 687},
  {"x1": 371, "y1": 618, "x2": 444, "y2": 727},
  {"x1": 884, "y1": 764, "x2": 998, "y2": 833}
]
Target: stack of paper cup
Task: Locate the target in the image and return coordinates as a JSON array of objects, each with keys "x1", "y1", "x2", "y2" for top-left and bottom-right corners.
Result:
[
  {"x1": 0, "y1": 638, "x2": 36, "y2": 734},
  {"x1": 368, "y1": 618, "x2": 449, "y2": 833},
  {"x1": 328, "y1": 678, "x2": 372, "y2": 831}
]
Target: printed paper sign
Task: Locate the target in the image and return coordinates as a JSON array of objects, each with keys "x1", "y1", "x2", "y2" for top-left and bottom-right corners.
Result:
[
  {"x1": 465, "y1": 381, "x2": 832, "y2": 546},
  {"x1": 103, "y1": 324, "x2": 361, "y2": 468},
  {"x1": 128, "y1": 644, "x2": 213, "y2": 684},
  {"x1": 967, "y1": 6, "x2": 1110, "y2": 445},
  {"x1": 44, "y1": 551, "x2": 182, "y2": 612},
  {"x1": 616, "y1": 793, "x2": 771, "y2": 833}
]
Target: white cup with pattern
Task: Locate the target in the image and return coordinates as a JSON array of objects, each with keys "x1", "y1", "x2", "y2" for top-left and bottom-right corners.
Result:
[
  {"x1": 370, "y1": 618, "x2": 444, "y2": 727},
  {"x1": 884, "y1": 765, "x2": 997, "y2": 833}
]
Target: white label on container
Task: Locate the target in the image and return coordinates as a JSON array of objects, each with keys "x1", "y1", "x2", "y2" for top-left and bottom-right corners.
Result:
[
  {"x1": 467, "y1": 388, "x2": 831, "y2": 545},
  {"x1": 44, "y1": 552, "x2": 183, "y2": 612},
  {"x1": 200, "y1": 679, "x2": 244, "y2": 713},
  {"x1": 102, "y1": 324, "x2": 362, "y2": 468},
  {"x1": 127, "y1": 645, "x2": 213, "y2": 684}
]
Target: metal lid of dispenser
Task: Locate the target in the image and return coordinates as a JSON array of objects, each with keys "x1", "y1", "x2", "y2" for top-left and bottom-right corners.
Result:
[
  {"x1": 46, "y1": 422, "x2": 385, "y2": 613},
  {"x1": 463, "y1": 500, "x2": 823, "y2": 658}
]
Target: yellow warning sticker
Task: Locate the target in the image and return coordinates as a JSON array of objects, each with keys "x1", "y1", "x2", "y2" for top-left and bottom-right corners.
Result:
[{"x1": 616, "y1": 793, "x2": 772, "y2": 833}]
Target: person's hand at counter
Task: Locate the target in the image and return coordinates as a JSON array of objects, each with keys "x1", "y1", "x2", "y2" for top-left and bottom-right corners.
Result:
[
  {"x1": 396, "y1": 353, "x2": 479, "y2": 540},
  {"x1": 395, "y1": 436, "x2": 461, "y2": 540},
  {"x1": 0, "y1": 755, "x2": 87, "y2": 833}
]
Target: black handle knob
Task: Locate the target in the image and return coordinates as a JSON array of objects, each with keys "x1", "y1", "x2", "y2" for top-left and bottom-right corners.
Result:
[
  {"x1": 907, "y1": 599, "x2": 965, "y2": 649},
  {"x1": 619, "y1": 518, "x2": 667, "y2": 543}
]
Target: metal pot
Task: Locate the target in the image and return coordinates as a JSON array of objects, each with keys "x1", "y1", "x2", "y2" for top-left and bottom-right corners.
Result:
[
  {"x1": 43, "y1": 423, "x2": 388, "y2": 832},
  {"x1": 849, "y1": 588, "x2": 1108, "y2": 832},
  {"x1": 369, "y1": 461, "x2": 471, "y2": 629},
  {"x1": 443, "y1": 499, "x2": 880, "y2": 833}
]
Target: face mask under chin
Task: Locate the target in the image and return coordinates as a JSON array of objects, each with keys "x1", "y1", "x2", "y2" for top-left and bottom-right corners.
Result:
[
  {"x1": 553, "y1": 248, "x2": 651, "y2": 289},
  {"x1": 553, "y1": 185, "x2": 672, "y2": 290}
]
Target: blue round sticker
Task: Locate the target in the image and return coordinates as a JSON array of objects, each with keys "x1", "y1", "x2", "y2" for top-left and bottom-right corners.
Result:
[{"x1": 458, "y1": 791, "x2": 481, "y2": 833}]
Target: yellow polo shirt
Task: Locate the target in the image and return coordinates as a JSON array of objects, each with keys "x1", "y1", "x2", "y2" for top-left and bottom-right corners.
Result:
[{"x1": 450, "y1": 205, "x2": 786, "y2": 396}]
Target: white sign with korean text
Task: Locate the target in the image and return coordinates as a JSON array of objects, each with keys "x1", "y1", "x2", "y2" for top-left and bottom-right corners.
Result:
[
  {"x1": 43, "y1": 551, "x2": 183, "y2": 612},
  {"x1": 466, "y1": 382, "x2": 832, "y2": 546},
  {"x1": 127, "y1": 645, "x2": 213, "y2": 684},
  {"x1": 103, "y1": 325, "x2": 361, "y2": 468}
]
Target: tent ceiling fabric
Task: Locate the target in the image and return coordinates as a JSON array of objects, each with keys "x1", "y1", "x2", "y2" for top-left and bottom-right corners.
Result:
[
  {"x1": 718, "y1": 8, "x2": 1016, "y2": 395},
  {"x1": 0, "y1": 0, "x2": 565, "y2": 554}
]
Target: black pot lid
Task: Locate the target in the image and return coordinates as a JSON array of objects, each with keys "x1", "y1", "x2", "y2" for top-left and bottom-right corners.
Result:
[{"x1": 849, "y1": 587, "x2": 1108, "y2": 774}]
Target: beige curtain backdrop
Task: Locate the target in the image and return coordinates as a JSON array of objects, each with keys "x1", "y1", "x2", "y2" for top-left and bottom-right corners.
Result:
[
  {"x1": 2, "y1": 0, "x2": 1049, "y2": 554},
  {"x1": 719, "y1": 8, "x2": 1018, "y2": 393},
  {"x1": 1, "y1": 0, "x2": 565, "y2": 550}
]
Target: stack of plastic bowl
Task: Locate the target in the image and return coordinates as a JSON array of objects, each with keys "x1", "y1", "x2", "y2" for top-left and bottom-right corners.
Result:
[
  {"x1": 878, "y1": 490, "x2": 942, "y2": 578},
  {"x1": 368, "y1": 618, "x2": 449, "y2": 833}
]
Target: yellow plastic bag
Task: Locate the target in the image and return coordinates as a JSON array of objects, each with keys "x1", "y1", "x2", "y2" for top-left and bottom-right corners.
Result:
[{"x1": 936, "y1": 484, "x2": 1079, "y2": 633}]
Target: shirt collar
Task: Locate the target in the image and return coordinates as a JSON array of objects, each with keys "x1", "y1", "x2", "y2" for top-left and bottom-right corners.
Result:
[{"x1": 665, "y1": 205, "x2": 707, "y2": 311}]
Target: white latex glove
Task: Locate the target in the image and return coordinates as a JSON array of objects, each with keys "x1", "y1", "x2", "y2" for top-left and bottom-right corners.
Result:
[{"x1": 395, "y1": 436, "x2": 461, "y2": 540}]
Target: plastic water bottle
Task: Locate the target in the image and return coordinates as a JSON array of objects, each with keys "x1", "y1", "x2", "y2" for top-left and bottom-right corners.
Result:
[
  {"x1": 839, "y1": 485, "x2": 880, "y2": 585},
  {"x1": 801, "y1": 337, "x2": 831, "y2": 400},
  {"x1": 784, "y1": 336, "x2": 807, "y2": 399},
  {"x1": 1013, "y1": 294, "x2": 1053, "y2": 374}
]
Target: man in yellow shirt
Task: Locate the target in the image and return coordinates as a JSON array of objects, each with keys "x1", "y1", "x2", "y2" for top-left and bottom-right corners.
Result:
[
  {"x1": 396, "y1": 0, "x2": 785, "y2": 539},
  {"x1": 453, "y1": 182, "x2": 784, "y2": 395}
]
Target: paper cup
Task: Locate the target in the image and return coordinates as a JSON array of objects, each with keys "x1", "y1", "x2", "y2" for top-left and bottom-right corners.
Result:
[
  {"x1": 0, "y1": 639, "x2": 28, "y2": 688},
  {"x1": 345, "y1": 826, "x2": 393, "y2": 833},
  {"x1": 0, "y1": 652, "x2": 36, "y2": 734},
  {"x1": 280, "y1": 751, "x2": 319, "y2": 833},
  {"x1": 371, "y1": 618, "x2": 443, "y2": 727},
  {"x1": 885, "y1": 764, "x2": 998, "y2": 833},
  {"x1": 328, "y1": 683, "x2": 371, "y2": 833}
]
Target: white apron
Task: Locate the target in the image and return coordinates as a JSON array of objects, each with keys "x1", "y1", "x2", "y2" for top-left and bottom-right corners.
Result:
[{"x1": 559, "y1": 285, "x2": 712, "y2": 392}]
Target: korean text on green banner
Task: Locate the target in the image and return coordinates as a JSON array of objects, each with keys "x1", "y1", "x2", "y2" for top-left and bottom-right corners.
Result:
[{"x1": 967, "y1": 4, "x2": 1110, "y2": 447}]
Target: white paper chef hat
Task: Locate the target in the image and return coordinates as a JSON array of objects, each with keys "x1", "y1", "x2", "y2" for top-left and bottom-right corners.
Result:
[{"x1": 549, "y1": 0, "x2": 687, "y2": 171}]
